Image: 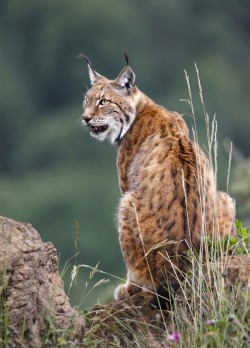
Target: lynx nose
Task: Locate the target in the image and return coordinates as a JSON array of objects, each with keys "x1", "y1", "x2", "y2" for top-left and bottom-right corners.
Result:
[{"x1": 82, "y1": 115, "x2": 91, "y2": 124}]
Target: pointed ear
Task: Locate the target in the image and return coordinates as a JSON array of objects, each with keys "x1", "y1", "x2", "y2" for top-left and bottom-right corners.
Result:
[
  {"x1": 87, "y1": 64, "x2": 103, "y2": 85},
  {"x1": 115, "y1": 66, "x2": 136, "y2": 91}
]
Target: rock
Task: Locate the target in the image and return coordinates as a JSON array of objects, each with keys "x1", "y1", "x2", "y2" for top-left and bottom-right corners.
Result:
[
  {"x1": 0, "y1": 216, "x2": 84, "y2": 348},
  {"x1": 220, "y1": 254, "x2": 250, "y2": 287}
]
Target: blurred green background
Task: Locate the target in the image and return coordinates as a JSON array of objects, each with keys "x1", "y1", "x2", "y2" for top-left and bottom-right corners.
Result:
[{"x1": 1, "y1": 0, "x2": 250, "y2": 308}]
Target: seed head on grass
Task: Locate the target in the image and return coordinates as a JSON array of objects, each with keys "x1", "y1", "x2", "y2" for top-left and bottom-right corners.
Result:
[{"x1": 68, "y1": 264, "x2": 78, "y2": 293}]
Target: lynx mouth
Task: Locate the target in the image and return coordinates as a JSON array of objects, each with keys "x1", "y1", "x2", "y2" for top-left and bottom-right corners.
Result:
[{"x1": 89, "y1": 124, "x2": 109, "y2": 135}]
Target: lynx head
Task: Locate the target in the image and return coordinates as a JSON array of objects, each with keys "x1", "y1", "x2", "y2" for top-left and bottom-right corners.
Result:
[{"x1": 78, "y1": 52, "x2": 140, "y2": 143}]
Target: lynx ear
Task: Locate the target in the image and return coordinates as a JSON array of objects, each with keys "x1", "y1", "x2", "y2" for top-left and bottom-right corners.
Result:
[
  {"x1": 115, "y1": 66, "x2": 136, "y2": 91},
  {"x1": 87, "y1": 65, "x2": 103, "y2": 85},
  {"x1": 77, "y1": 53, "x2": 103, "y2": 85}
]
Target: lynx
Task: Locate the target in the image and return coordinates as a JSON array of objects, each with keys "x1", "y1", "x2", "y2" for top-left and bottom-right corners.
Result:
[{"x1": 78, "y1": 53, "x2": 236, "y2": 301}]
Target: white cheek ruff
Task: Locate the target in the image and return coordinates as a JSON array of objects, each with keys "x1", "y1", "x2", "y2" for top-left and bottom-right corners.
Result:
[
  {"x1": 108, "y1": 114, "x2": 135, "y2": 144},
  {"x1": 84, "y1": 108, "x2": 136, "y2": 144},
  {"x1": 90, "y1": 129, "x2": 109, "y2": 141}
]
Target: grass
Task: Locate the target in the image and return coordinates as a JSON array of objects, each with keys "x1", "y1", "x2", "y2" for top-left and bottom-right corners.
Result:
[
  {"x1": 166, "y1": 221, "x2": 250, "y2": 348},
  {"x1": 79, "y1": 220, "x2": 250, "y2": 347}
]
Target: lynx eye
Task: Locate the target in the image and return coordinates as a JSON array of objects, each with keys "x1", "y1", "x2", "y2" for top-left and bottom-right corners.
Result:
[{"x1": 99, "y1": 99, "x2": 109, "y2": 106}]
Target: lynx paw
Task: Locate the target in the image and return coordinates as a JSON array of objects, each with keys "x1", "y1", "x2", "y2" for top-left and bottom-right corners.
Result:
[
  {"x1": 114, "y1": 284, "x2": 129, "y2": 301},
  {"x1": 114, "y1": 283, "x2": 141, "y2": 301}
]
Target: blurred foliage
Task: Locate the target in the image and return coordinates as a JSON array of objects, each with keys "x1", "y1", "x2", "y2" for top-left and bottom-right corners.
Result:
[{"x1": 0, "y1": 0, "x2": 249, "y2": 307}]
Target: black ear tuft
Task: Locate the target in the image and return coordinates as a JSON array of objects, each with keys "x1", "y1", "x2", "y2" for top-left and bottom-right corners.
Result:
[
  {"x1": 76, "y1": 53, "x2": 92, "y2": 67},
  {"x1": 122, "y1": 49, "x2": 129, "y2": 66},
  {"x1": 77, "y1": 53, "x2": 103, "y2": 85}
]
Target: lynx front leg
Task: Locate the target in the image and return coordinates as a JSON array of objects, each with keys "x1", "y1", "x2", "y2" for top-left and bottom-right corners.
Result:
[{"x1": 114, "y1": 192, "x2": 154, "y2": 301}]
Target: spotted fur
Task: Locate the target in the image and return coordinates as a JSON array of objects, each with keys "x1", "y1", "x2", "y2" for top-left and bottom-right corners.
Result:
[{"x1": 79, "y1": 54, "x2": 236, "y2": 301}]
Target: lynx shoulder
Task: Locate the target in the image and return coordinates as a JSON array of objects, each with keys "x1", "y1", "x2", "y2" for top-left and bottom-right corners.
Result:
[{"x1": 79, "y1": 53, "x2": 236, "y2": 301}]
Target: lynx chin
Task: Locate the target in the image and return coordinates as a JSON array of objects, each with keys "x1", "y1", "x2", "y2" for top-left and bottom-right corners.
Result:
[{"x1": 78, "y1": 52, "x2": 236, "y2": 301}]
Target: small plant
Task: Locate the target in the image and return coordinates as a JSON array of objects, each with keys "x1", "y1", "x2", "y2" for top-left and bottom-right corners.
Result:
[
  {"x1": 204, "y1": 219, "x2": 250, "y2": 259},
  {"x1": 234, "y1": 220, "x2": 250, "y2": 254}
]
